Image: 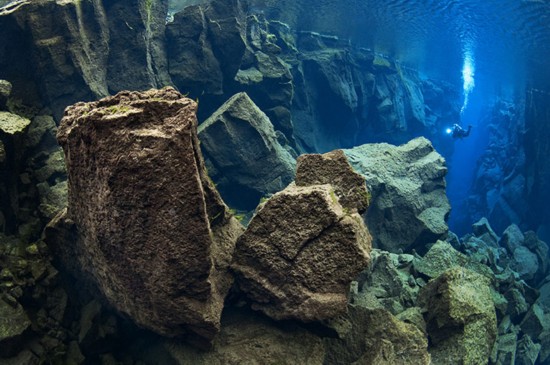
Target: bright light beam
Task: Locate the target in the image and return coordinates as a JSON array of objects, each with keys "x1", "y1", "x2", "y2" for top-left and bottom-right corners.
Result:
[{"x1": 461, "y1": 50, "x2": 475, "y2": 115}]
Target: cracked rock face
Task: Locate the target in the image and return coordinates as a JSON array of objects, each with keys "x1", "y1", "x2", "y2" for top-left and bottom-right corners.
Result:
[
  {"x1": 296, "y1": 149, "x2": 369, "y2": 214},
  {"x1": 47, "y1": 87, "x2": 243, "y2": 347},
  {"x1": 232, "y1": 182, "x2": 371, "y2": 322},
  {"x1": 344, "y1": 137, "x2": 450, "y2": 253}
]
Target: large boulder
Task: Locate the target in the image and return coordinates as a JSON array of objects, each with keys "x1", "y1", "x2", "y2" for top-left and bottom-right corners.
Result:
[
  {"x1": 198, "y1": 92, "x2": 296, "y2": 210},
  {"x1": 232, "y1": 181, "x2": 371, "y2": 322},
  {"x1": 295, "y1": 149, "x2": 369, "y2": 213},
  {"x1": 500, "y1": 223, "x2": 525, "y2": 254},
  {"x1": 418, "y1": 268, "x2": 497, "y2": 365},
  {"x1": 344, "y1": 137, "x2": 450, "y2": 253},
  {"x1": 413, "y1": 240, "x2": 493, "y2": 281},
  {"x1": 352, "y1": 249, "x2": 419, "y2": 315},
  {"x1": 324, "y1": 306, "x2": 430, "y2": 365},
  {"x1": 46, "y1": 87, "x2": 244, "y2": 347},
  {"x1": 0, "y1": 111, "x2": 30, "y2": 135}
]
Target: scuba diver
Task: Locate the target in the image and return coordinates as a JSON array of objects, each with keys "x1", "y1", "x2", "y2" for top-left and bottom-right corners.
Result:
[{"x1": 448, "y1": 124, "x2": 472, "y2": 139}]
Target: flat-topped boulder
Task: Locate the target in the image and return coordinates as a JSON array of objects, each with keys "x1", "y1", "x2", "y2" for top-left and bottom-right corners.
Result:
[{"x1": 47, "y1": 87, "x2": 244, "y2": 347}]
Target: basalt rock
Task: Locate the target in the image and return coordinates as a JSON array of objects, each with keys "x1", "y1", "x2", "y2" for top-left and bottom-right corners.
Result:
[
  {"x1": 46, "y1": 87, "x2": 244, "y2": 347},
  {"x1": 295, "y1": 149, "x2": 369, "y2": 213},
  {"x1": 324, "y1": 306, "x2": 430, "y2": 365},
  {"x1": 344, "y1": 137, "x2": 450, "y2": 253},
  {"x1": 0, "y1": 0, "x2": 170, "y2": 119},
  {"x1": 198, "y1": 92, "x2": 296, "y2": 210},
  {"x1": 352, "y1": 249, "x2": 419, "y2": 315},
  {"x1": 0, "y1": 111, "x2": 30, "y2": 135},
  {"x1": 232, "y1": 182, "x2": 371, "y2": 322},
  {"x1": 418, "y1": 267, "x2": 497, "y2": 365}
]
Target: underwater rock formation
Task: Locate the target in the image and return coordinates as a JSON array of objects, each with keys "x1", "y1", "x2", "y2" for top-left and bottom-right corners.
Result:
[
  {"x1": 295, "y1": 149, "x2": 369, "y2": 213},
  {"x1": 352, "y1": 249, "x2": 420, "y2": 315},
  {"x1": 0, "y1": 0, "x2": 169, "y2": 119},
  {"x1": 166, "y1": 0, "x2": 247, "y2": 99},
  {"x1": 232, "y1": 153, "x2": 371, "y2": 321},
  {"x1": 418, "y1": 267, "x2": 497, "y2": 365},
  {"x1": 0, "y1": 111, "x2": 31, "y2": 236},
  {"x1": 198, "y1": 92, "x2": 296, "y2": 210},
  {"x1": 324, "y1": 306, "x2": 430, "y2": 365},
  {"x1": 46, "y1": 87, "x2": 244, "y2": 346},
  {"x1": 132, "y1": 307, "x2": 326, "y2": 364},
  {"x1": 0, "y1": 79, "x2": 11, "y2": 110},
  {"x1": 344, "y1": 137, "x2": 450, "y2": 253},
  {"x1": 0, "y1": 299, "x2": 31, "y2": 357}
]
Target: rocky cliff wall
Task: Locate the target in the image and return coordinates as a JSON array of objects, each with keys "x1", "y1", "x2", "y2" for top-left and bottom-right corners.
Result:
[{"x1": 466, "y1": 95, "x2": 550, "y2": 242}]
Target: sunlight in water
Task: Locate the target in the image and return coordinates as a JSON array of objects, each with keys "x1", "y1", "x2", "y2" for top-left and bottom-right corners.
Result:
[{"x1": 461, "y1": 49, "x2": 475, "y2": 114}]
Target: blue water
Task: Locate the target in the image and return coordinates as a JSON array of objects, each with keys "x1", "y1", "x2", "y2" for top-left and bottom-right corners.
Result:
[{"x1": 243, "y1": 0, "x2": 550, "y2": 235}]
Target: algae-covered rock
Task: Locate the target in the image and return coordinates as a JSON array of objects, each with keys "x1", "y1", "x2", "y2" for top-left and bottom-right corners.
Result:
[
  {"x1": 295, "y1": 149, "x2": 369, "y2": 213},
  {"x1": 344, "y1": 137, "x2": 449, "y2": 253},
  {"x1": 33, "y1": 149, "x2": 66, "y2": 183},
  {"x1": 0, "y1": 111, "x2": 30, "y2": 135},
  {"x1": 47, "y1": 87, "x2": 244, "y2": 347},
  {"x1": 492, "y1": 331, "x2": 518, "y2": 365},
  {"x1": 413, "y1": 241, "x2": 468, "y2": 279},
  {"x1": 0, "y1": 300, "x2": 31, "y2": 357},
  {"x1": 324, "y1": 306, "x2": 430, "y2": 365},
  {"x1": 516, "y1": 334, "x2": 541, "y2": 365},
  {"x1": 232, "y1": 183, "x2": 371, "y2": 322},
  {"x1": 413, "y1": 240, "x2": 494, "y2": 280},
  {"x1": 418, "y1": 267, "x2": 497, "y2": 365},
  {"x1": 198, "y1": 92, "x2": 296, "y2": 209}
]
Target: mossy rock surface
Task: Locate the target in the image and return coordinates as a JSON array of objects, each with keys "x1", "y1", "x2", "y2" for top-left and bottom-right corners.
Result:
[
  {"x1": 0, "y1": 112, "x2": 31, "y2": 135},
  {"x1": 418, "y1": 267, "x2": 497, "y2": 365}
]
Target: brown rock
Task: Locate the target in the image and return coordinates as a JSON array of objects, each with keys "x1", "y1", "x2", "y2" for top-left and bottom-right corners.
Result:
[
  {"x1": 232, "y1": 183, "x2": 371, "y2": 322},
  {"x1": 296, "y1": 149, "x2": 369, "y2": 213},
  {"x1": 47, "y1": 87, "x2": 243, "y2": 346}
]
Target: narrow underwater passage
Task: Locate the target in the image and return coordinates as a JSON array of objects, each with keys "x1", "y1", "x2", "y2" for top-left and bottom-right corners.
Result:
[{"x1": 446, "y1": 85, "x2": 490, "y2": 235}]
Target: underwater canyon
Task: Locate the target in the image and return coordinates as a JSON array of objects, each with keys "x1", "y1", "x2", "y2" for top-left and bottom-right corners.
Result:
[{"x1": 0, "y1": 0, "x2": 550, "y2": 364}]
